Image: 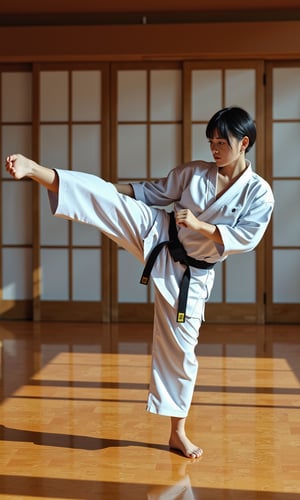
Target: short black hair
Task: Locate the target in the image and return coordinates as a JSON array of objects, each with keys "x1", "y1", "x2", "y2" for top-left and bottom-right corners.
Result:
[{"x1": 206, "y1": 107, "x2": 256, "y2": 153}]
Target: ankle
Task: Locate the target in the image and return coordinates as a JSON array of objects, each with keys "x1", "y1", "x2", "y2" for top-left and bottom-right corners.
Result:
[{"x1": 170, "y1": 416, "x2": 186, "y2": 437}]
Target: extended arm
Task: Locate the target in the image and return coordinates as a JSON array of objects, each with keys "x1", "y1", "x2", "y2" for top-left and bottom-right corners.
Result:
[
  {"x1": 6, "y1": 154, "x2": 59, "y2": 193},
  {"x1": 6, "y1": 154, "x2": 137, "y2": 198}
]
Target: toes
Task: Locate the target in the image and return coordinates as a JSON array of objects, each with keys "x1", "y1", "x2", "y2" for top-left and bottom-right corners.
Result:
[{"x1": 188, "y1": 447, "x2": 203, "y2": 458}]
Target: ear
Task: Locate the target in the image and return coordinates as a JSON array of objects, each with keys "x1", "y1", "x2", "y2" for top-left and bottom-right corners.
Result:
[{"x1": 241, "y1": 136, "x2": 249, "y2": 151}]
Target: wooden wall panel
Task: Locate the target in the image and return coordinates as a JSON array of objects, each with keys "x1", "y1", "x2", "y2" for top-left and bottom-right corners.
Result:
[{"x1": 0, "y1": 22, "x2": 300, "y2": 63}]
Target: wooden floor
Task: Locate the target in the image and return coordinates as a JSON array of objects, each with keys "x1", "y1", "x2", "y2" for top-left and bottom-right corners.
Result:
[{"x1": 0, "y1": 321, "x2": 299, "y2": 499}]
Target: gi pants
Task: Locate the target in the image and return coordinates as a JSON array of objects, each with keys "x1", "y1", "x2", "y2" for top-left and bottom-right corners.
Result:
[{"x1": 49, "y1": 170, "x2": 207, "y2": 418}]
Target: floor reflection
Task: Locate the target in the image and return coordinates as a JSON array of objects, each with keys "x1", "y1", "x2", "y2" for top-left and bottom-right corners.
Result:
[
  {"x1": 0, "y1": 321, "x2": 299, "y2": 499},
  {"x1": 147, "y1": 462, "x2": 199, "y2": 499}
]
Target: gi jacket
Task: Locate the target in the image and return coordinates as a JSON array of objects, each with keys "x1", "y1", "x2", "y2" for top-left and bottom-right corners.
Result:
[
  {"x1": 132, "y1": 160, "x2": 274, "y2": 263},
  {"x1": 48, "y1": 160, "x2": 274, "y2": 319}
]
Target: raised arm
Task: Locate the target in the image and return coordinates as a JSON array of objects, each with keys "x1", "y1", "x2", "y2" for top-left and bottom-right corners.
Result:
[
  {"x1": 6, "y1": 154, "x2": 59, "y2": 193},
  {"x1": 176, "y1": 208, "x2": 223, "y2": 245}
]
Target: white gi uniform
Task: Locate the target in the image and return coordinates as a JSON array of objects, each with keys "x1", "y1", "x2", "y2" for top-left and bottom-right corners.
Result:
[{"x1": 48, "y1": 160, "x2": 274, "y2": 418}]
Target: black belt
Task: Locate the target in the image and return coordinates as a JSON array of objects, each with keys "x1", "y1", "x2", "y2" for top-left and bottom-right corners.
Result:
[{"x1": 140, "y1": 212, "x2": 215, "y2": 323}]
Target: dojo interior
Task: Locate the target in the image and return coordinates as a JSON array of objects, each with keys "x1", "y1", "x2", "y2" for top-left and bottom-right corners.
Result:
[{"x1": 0, "y1": 1, "x2": 299, "y2": 499}]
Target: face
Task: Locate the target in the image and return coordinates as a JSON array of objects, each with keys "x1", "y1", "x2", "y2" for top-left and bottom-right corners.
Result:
[{"x1": 208, "y1": 131, "x2": 246, "y2": 169}]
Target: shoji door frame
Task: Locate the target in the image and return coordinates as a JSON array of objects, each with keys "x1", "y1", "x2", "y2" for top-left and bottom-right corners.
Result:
[
  {"x1": 109, "y1": 59, "x2": 268, "y2": 324},
  {"x1": 110, "y1": 61, "x2": 183, "y2": 322},
  {"x1": 32, "y1": 62, "x2": 111, "y2": 322},
  {"x1": 5, "y1": 59, "x2": 298, "y2": 324},
  {"x1": 0, "y1": 63, "x2": 33, "y2": 320},
  {"x1": 265, "y1": 60, "x2": 300, "y2": 323},
  {"x1": 184, "y1": 60, "x2": 267, "y2": 323}
]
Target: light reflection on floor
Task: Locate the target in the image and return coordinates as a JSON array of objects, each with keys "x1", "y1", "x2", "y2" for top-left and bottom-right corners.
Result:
[{"x1": 0, "y1": 321, "x2": 299, "y2": 499}]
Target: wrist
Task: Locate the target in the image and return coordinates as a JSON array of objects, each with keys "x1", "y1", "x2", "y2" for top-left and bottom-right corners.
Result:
[{"x1": 26, "y1": 159, "x2": 37, "y2": 178}]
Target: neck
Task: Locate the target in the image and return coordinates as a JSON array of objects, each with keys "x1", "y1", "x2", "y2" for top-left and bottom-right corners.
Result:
[{"x1": 219, "y1": 159, "x2": 247, "y2": 179}]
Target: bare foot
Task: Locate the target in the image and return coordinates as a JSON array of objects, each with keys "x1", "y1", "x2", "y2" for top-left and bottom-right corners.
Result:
[{"x1": 169, "y1": 432, "x2": 203, "y2": 459}]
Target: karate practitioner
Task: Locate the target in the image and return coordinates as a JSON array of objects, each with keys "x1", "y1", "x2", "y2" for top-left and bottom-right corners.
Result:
[{"x1": 6, "y1": 106, "x2": 274, "y2": 459}]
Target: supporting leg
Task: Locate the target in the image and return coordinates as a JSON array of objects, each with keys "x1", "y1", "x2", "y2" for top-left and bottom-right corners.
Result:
[
  {"x1": 169, "y1": 416, "x2": 203, "y2": 459},
  {"x1": 147, "y1": 288, "x2": 204, "y2": 458}
]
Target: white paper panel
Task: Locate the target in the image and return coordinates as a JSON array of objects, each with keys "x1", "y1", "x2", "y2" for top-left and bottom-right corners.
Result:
[
  {"x1": 41, "y1": 249, "x2": 69, "y2": 300},
  {"x1": 2, "y1": 181, "x2": 32, "y2": 245},
  {"x1": 273, "y1": 250, "x2": 300, "y2": 303},
  {"x1": 150, "y1": 281, "x2": 155, "y2": 303},
  {"x1": 40, "y1": 188, "x2": 68, "y2": 246},
  {"x1": 2, "y1": 248, "x2": 32, "y2": 300},
  {"x1": 273, "y1": 68, "x2": 300, "y2": 120},
  {"x1": 118, "y1": 125, "x2": 147, "y2": 178},
  {"x1": 191, "y1": 124, "x2": 212, "y2": 162},
  {"x1": 246, "y1": 144, "x2": 256, "y2": 171},
  {"x1": 2, "y1": 125, "x2": 32, "y2": 176},
  {"x1": 191, "y1": 70, "x2": 222, "y2": 121},
  {"x1": 225, "y1": 69, "x2": 256, "y2": 117},
  {"x1": 1, "y1": 72, "x2": 32, "y2": 122},
  {"x1": 226, "y1": 252, "x2": 256, "y2": 303},
  {"x1": 118, "y1": 71, "x2": 147, "y2": 121},
  {"x1": 72, "y1": 125, "x2": 101, "y2": 175},
  {"x1": 273, "y1": 123, "x2": 300, "y2": 177},
  {"x1": 273, "y1": 180, "x2": 300, "y2": 246},
  {"x1": 208, "y1": 263, "x2": 223, "y2": 303},
  {"x1": 72, "y1": 222, "x2": 101, "y2": 246},
  {"x1": 150, "y1": 124, "x2": 182, "y2": 178},
  {"x1": 40, "y1": 71, "x2": 68, "y2": 122},
  {"x1": 118, "y1": 251, "x2": 147, "y2": 303},
  {"x1": 72, "y1": 71, "x2": 101, "y2": 121},
  {"x1": 150, "y1": 70, "x2": 182, "y2": 121},
  {"x1": 40, "y1": 125, "x2": 69, "y2": 169},
  {"x1": 72, "y1": 249, "x2": 101, "y2": 300}
]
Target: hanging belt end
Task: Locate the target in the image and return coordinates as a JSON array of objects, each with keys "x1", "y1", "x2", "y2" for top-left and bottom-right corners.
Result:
[
  {"x1": 140, "y1": 276, "x2": 149, "y2": 285},
  {"x1": 177, "y1": 312, "x2": 185, "y2": 323}
]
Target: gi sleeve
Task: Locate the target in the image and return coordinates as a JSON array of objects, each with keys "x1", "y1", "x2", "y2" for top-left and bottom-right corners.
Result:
[
  {"x1": 216, "y1": 184, "x2": 274, "y2": 257},
  {"x1": 132, "y1": 164, "x2": 190, "y2": 206}
]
